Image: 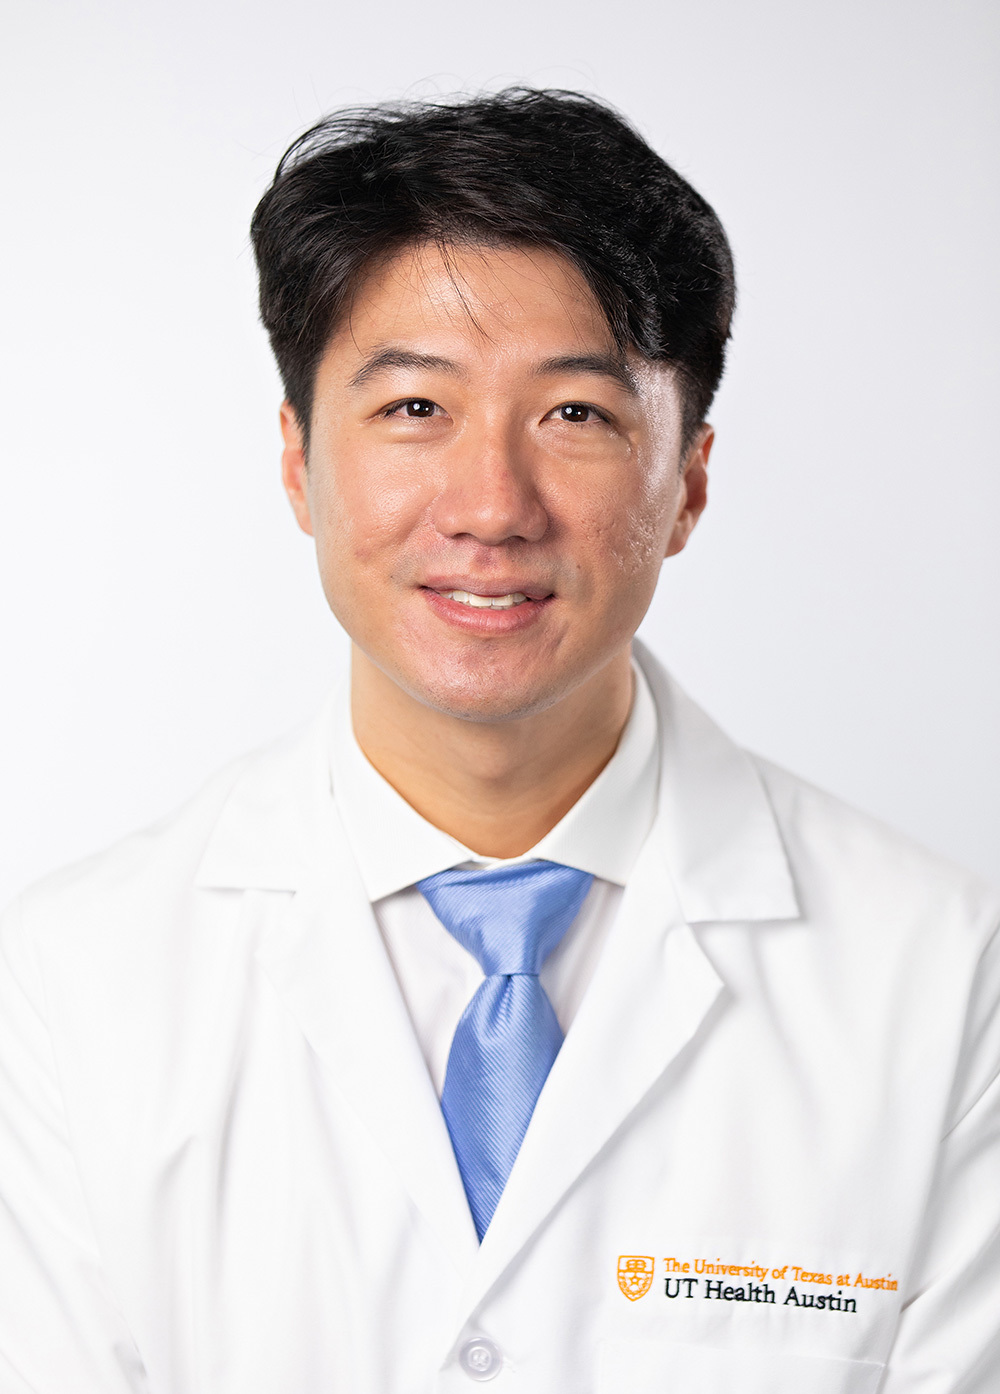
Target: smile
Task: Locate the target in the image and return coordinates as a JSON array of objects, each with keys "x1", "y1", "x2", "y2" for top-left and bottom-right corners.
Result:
[{"x1": 438, "y1": 590, "x2": 530, "y2": 610}]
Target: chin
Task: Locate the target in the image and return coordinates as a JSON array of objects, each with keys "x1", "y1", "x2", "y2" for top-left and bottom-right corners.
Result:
[{"x1": 401, "y1": 660, "x2": 574, "y2": 725}]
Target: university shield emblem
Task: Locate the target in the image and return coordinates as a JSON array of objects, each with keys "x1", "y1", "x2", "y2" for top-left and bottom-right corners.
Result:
[{"x1": 617, "y1": 1255, "x2": 655, "y2": 1300}]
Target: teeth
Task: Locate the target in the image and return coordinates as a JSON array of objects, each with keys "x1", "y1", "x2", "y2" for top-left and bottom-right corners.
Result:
[{"x1": 441, "y1": 590, "x2": 530, "y2": 609}]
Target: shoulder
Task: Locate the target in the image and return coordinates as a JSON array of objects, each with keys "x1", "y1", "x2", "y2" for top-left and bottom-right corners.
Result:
[
  {"x1": 15, "y1": 760, "x2": 246, "y2": 910},
  {"x1": 750, "y1": 753, "x2": 1000, "y2": 949},
  {"x1": 2, "y1": 705, "x2": 332, "y2": 961},
  {"x1": 5, "y1": 756, "x2": 244, "y2": 940},
  {"x1": 636, "y1": 644, "x2": 999, "y2": 946}
]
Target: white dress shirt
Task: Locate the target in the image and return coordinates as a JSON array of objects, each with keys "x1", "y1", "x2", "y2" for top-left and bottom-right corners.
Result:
[{"x1": 330, "y1": 661, "x2": 660, "y2": 1095}]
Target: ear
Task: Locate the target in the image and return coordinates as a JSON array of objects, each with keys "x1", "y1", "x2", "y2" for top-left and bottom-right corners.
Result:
[
  {"x1": 665, "y1": 424, "x2": 713, "y2": 558},
  {"x1": 280, "y1": 401, "x2": 314, "y2": 537}
]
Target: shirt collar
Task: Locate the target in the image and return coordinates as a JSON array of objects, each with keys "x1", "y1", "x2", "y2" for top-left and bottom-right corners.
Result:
[
  {"x1": 330, "y1": 660, "x2": 660, "y2": 903},
  {"x1": 196, "y1": 640, "x2": 799, "y2": 927}
]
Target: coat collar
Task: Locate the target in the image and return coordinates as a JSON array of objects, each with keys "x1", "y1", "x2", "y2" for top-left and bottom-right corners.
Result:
[
  {"x1": 193, "y1": 699, "x2": 336, "y2": 893},
  {"x1": 634, "y1": 639, "x2": 799, "y2": 923},
  {"x1": 195, "y1": 642, "x2": 800, "y2": 926}
]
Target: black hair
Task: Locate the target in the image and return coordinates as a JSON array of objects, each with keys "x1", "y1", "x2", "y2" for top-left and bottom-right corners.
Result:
[{"x1": 251, "y1": 88, "x2": 735, "y2": 448}]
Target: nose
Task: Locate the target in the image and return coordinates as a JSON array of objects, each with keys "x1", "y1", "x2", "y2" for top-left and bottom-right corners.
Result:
[{"x1": 431, "y1": 423, "x2": 548, "y2": 545}]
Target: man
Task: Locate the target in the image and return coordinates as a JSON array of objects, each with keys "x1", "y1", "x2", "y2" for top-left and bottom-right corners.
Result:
[{"x1": 0, "y1": 89, "x2": 997, "y2": 1393}]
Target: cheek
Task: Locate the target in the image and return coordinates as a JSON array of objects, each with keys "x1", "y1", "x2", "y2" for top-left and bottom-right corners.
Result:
[
  {"x1": 310, "y1": 449, "x2": 427, "y2": 571},
  {"x1": 577, "y1": 465, "x2": 679, "y2": 580}
]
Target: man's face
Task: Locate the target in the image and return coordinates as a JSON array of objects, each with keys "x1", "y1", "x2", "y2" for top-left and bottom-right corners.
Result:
[{"x1": 282, "y1": 242, "x2": 710, "y2": 722}]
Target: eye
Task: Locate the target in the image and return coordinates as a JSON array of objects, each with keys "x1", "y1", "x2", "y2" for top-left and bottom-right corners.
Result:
[
  {"x1": 385, "y1": 398, "x2": 440, "y2": 418},
  {"x1": 547, "y1": 402, "x2": 606, "y2": 424}
]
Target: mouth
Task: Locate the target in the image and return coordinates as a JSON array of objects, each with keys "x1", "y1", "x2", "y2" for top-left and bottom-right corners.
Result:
[{"x1": 419, "y1": 581, "x2": 554, "y2": 632}]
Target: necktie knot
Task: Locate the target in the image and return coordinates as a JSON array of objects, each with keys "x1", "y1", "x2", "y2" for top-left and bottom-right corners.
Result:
[{"x1": 417, "y1": 860, "x2": 593, "y2": 977}]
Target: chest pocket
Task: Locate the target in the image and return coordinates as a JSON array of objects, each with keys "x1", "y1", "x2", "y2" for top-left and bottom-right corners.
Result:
[{"x1": 598, "y1": 1340, "x2": 884, "y2": 1393}]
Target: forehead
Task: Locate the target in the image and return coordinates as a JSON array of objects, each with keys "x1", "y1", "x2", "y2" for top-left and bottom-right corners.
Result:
[{"x1": 334, "y1": 240, "x2": 619, "y2": 364}]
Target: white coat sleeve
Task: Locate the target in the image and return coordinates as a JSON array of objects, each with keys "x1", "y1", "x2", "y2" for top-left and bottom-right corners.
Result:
[
  {"x1": 0, "y1": 900, "x2": 147, "y2": 1393},
  {"x1": 881, "y1": 915, "x2": 1000, "y2": 1393}
]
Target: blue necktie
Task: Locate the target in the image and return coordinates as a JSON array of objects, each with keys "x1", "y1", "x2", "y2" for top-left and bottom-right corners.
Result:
[{"x1": 417, "y1": 861, "x2": 593, "y2": 1240}]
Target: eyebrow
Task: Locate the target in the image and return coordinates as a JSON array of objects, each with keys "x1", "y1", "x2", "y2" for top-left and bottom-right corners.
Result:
[
  {"x1": 533, "y1": 353, "x2": 639, "y2": 395},
  {"x1": 347, "y1": 347, "x2": 639, "y2": 395},
  {"x1": 348, "y1": 349, "x2": 466, "y2": 389}
]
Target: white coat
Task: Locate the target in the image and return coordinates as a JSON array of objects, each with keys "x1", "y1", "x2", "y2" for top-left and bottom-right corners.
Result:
[{"x1": 1, "y1": 646, "x2": 998, "y2": 1394}]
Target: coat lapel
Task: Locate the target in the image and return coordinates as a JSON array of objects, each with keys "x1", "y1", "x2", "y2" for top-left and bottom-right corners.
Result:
[
  {"x1": 463, "y1": 835, "x2": 723, "y2": 1314},
  {"x1": 194, "y1": 707, "x2": 479, "y2": 1278}
]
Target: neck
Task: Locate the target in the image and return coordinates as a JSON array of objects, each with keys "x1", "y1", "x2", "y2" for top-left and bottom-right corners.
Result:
[{"x1": 350, "y1": 646, "x2": 634, "y2": 859}]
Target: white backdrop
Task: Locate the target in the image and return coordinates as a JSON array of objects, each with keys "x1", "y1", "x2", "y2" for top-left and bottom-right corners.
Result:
[{"x1": 1, "y1": 0, "x2": 997, "y2": 907}]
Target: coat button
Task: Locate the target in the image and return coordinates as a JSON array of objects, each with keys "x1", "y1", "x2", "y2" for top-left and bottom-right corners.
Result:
[{"x1": 458, "y1": 1336, "x2": 503, "y2": 1381}]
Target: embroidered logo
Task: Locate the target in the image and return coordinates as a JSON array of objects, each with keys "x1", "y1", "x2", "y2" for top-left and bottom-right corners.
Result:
[{"x1": 617, "y1": 1255, "x2": 655, "y2": 1300}]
